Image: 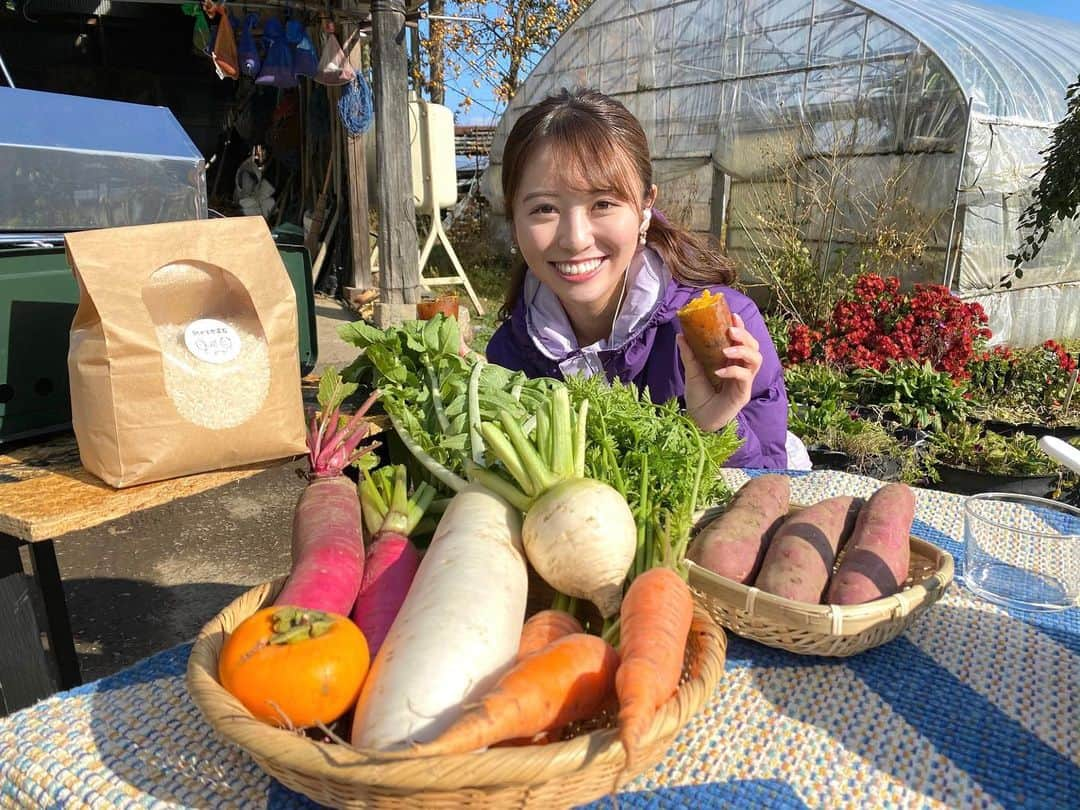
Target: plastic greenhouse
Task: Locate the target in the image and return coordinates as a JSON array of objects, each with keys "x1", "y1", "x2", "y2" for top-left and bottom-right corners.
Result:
[{"x1": 483, "y1": 0, "x2": 1080, "y2": 345}]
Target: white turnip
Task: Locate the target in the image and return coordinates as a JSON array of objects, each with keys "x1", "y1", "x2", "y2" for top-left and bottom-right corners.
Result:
[{"x1": 468, "y1": 387, "x2": 637, "y2": 618}]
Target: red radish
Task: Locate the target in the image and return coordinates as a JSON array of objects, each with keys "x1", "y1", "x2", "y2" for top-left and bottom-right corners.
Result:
[
  {"x1": 350, "y1": 465, "x2": 435, "y2": 657},
  {"x1": 275, "y1": 372, "x2": 379, "y2": 615}
]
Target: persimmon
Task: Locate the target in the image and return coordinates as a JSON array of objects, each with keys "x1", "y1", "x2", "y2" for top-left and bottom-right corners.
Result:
[{"x1": 218, "y1": 605, "x2": 369, "y2": 728}]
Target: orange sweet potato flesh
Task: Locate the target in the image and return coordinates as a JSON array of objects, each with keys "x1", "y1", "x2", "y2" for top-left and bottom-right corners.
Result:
[
  {"x1": 687, "y1": 474, "x2": 791, "y2": 583},
  {"x1": 826, "y1": 483, "x2": 915, "y2": 605},
  {"x1": 677, "y1": 290, "x2": 734, "y2": 391},
  {"x1": 753, "y1": 496, "x2": 863, "y2": 604}
]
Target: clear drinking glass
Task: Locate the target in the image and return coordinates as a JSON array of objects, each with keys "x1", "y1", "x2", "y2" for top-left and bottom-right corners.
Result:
[{"x1": 963, "y1": 493, "x2": 1080, "y2": 612}]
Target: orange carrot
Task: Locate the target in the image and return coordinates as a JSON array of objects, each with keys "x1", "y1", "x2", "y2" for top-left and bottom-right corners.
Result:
[
  {"x1": 411, "y1": 633, "x2": 619, "y2": 756},
  {"x1": 493, "y1": 610, "x2": 588, "y2": 748},
  {"x1": 517, "y1": 610, "x2": 584, "y2": 659},
  {"x1": 615, "y1": 567, "x2": 694, "y2": 765}
]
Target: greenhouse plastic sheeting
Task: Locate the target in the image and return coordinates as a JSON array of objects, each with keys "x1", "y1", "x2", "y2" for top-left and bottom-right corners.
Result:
[
  {"x1": 486, "y1": 0, "x2": 1080, "y2": 345},
  {"x1": 0, "y1": 87, "x2": 207, "y2": 232}
]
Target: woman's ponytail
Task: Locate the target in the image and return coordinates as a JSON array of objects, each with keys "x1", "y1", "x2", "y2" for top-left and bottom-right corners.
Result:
[{"x1": 645, "y1": 209, "x2": 737, "y2": 288}]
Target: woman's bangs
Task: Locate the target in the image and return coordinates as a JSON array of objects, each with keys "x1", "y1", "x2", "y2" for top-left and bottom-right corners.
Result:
[{"x1": 546, "y1": 128, "x2": 641, "y2": 204}]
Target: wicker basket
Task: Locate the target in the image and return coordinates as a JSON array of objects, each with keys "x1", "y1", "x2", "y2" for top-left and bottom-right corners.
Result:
[
  {"x1": 687, "y1": 506, "x2": 954, "y2": 657},
  {"x1": 187, "y1": 579, "x2": 727, "y2": 809}
]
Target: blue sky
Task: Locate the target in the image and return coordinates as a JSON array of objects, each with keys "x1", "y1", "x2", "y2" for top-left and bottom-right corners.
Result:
[
  {"x1": 991, "y1": 0, "x2": 1080, "y2": 22},
  {"x1": 447, "y1": 0, "x2": 1080, "y2": 125}
]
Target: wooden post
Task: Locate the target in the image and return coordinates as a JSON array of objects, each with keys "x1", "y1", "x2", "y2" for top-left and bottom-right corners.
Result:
[
  {"x1": 341, "y1": 15, "x2": 372, "y2": 299},
  {"x1": 371, "y1": 0, "x2": 420, "y2": 323}
]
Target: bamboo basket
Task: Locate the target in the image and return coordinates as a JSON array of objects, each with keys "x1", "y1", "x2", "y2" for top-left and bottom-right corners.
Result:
[
  {"x1": 687, "y1": 505, "x2": 954, "y2": 657},
  {"x1": 187, "y1": 579, "x2": 727, "y2": 809}
]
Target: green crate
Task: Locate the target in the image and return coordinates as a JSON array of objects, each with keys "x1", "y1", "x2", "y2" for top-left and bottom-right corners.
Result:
[{"x1": 0, "y1": 239, "x2": 318, "y2": 444}]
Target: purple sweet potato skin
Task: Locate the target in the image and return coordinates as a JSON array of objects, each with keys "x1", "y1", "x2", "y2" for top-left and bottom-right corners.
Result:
[
  {"x1": 753, "y1": 496, "x2": 862, "y2": 603},
  {"x1": 688, "y1": 475, "x2": 791, "y2": 583},
  {"x1": 826, "y1": 483, "x2": 915, "y2": 605}
]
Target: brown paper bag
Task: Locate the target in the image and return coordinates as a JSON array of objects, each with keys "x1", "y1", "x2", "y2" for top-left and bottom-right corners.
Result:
[{"x1": 65, "y1": 217, "x2": 307, "y2": 488}]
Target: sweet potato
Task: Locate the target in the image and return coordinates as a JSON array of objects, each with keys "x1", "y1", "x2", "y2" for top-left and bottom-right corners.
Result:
[
  {"x1": 677, "y1": 290, "x2": 735, "y2": 392},
  {"x1": 826, "y1": 483, "x2": 915, "y2": 605},
  {"x1": 687, "y1": 474, "x2": 790, "y2": 583},
  {"x1": 753, "y1": 496, "x2": 862, "y2": 603}
]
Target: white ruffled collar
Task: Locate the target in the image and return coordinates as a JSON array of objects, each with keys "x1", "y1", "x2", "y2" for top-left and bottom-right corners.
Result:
[{"x1": 523, "y1": 247, "x2": 670, "y2": 372}]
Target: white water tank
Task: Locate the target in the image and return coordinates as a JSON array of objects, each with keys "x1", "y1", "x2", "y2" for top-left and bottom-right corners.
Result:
[{"x1": 367, "y1": 94, "x2": 457, "y2": 212}]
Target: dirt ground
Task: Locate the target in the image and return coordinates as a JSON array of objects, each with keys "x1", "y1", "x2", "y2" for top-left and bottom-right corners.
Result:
[{"x1": 48, "y1": 295, "x2": 360, "y2": 683}]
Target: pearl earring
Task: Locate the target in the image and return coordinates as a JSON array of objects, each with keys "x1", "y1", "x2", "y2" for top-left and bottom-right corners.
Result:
[
  {"x1": 509, "y1": 244, "x2": 518, "y2": 255},
  {"x1": 639, "y1": 208, "x2": 652, "y2": 245}
]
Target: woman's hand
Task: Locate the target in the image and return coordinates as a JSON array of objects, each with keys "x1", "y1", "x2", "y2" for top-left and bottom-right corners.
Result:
[{"x1": 678, "y1": 312, "x2": 763, "y2": 433}]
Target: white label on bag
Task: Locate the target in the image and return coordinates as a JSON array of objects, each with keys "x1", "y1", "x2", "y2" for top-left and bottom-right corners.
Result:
[{"x1": 184, "y1": 318, "x2": 242, "y2": 364}]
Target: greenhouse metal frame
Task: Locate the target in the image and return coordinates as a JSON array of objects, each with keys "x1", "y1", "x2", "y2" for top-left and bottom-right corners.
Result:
[{"x1": 484, "y1": 0, "x2": 1080, "y2": 345}]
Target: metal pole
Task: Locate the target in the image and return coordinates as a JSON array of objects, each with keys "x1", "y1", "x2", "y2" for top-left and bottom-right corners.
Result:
[
  {"x1": 943, "y1": 96, "x2": 974, "y2": 291},
  {"x1": 371, "y1": 0, "x2": 420, "y2": 309},
  {"x1": 0, "y1": 53, "x2": 16, "y2": 88}
]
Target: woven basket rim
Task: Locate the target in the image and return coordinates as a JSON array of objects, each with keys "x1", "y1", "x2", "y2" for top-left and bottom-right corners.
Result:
[
  {"x1": 186, "y1": 578, "x2": 727, "y2": 794},
  {"x1": 687, "y1": 535, "x2": 953, "y2": 633},
  {"x1": 687, "y1": 499, "x2": 955, "y2": 644}
]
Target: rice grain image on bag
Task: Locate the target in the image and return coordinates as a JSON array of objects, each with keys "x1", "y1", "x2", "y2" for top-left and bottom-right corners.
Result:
[{"x1": 65, "y1": 216, "x2": 307, "y2": 488}]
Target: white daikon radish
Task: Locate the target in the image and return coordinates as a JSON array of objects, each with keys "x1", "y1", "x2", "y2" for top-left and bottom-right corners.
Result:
[{"x1": 350, "y1": 483, "x2": 528, "y2": 750}]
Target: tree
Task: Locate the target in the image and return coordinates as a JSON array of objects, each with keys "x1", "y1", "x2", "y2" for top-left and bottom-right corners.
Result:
[
  {"x1": 1007, "y1": 73, "x2": 1080, "y2": 282},
  {"x1": 420, "y1": 0, "x2": 586, "y2": 115},
  {"x1": 427, "y1": 0, "x2": 446, "y2": 105}
]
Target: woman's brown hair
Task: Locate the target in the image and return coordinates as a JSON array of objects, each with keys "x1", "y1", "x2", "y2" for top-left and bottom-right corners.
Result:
[{"x1": 499, "y1": 88, "x2": 735, "y2": 320}]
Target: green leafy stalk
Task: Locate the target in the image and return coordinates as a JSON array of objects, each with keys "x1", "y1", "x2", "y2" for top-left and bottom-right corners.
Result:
[
  {"x1": 498, "y1": 409, "x2": 558, "y2": 495},
  {"x1": 562, "y1": 373, "x2": 740, "y2": 579},
  {"x1": 634, "y1": 455, "x2": 650, "y2": 579},
  {"x1": 574, "y1": 400, "x2": 589, "y2": 478},
  {"x1": 601, "y1": 617, "x2": 620, "y2": 647},
  {"x1": 360, "y1": 465, "x2": 438, "y2": 538},
  {"x1": 467, "y1": 358, "x2": 485, "y2": 465},
  {"x1": 479, "y1": 423, "x2": 534, "y2": 496},
  {"x1": 688, "y1": 414, "x2": 706, "y2": 521},
  {"x1": 551, "y1": 387, "x2": 573, "y2": 478},
  {"x1": 465, "y1": 460, "x2": 532, "y2": 512},
  {"x1": 358, "y1": 472, "x2": 388, "y2": 536},
  {"x1": 425, "y1": 363, "x2": 451, "y2": 434},
  {"x1": 535, "y1": 404, "x2": 552, "y2": 472},
  {"x1": 387, "y1": 412, "x2": 467, "y2": 492}
]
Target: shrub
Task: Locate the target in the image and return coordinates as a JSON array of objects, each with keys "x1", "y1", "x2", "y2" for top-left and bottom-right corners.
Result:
[
  {"x1": 786, "y1": 273, "x2": 991, "y2": 378},
  {"x1": 966, "y1": 340, "x2": 1080, "y2": 423}
]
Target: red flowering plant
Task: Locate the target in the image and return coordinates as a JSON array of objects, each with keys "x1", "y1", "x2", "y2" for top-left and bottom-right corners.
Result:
[{"x1": 784, "y1": 273, "x2": 992, "y2": 379}]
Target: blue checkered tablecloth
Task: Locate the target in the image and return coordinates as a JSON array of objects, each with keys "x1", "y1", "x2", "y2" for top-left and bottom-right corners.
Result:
[{"x1": 1, "y1": 470, "x2": 1077, "y2": 809}]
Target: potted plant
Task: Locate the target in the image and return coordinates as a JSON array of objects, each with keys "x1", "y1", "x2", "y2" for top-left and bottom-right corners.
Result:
[
  {"x1": 851, "y1": 361, "x2": 970, "y2": 433},
  {"x1": 927, "y1": 422, "x2": 1063, "y2": 497},
  {"x1": 966, "y1": 341, "x2": 1080, "y2": 437},
  {"x1": 785, "y1": 365, "x2": 921, "y2": 481}
]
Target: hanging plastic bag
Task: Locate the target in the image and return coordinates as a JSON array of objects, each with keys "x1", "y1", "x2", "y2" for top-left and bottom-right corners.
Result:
[
  {"x1": 286, "y1": 19, "x2": 319, "y2": 79},
  {"x1": 205, "y1": 2, "x2": 239, "y2": 79},
  {"x1": 313, "y1": 22, "x2": 357, "y2": 86},
  {"x1": 237, "y1": 12, "x2": 261, "y2": 78},
  {"x1": 182, "y1": 3, "x2": 212, "y2": 56},
  {"x1": 256, "y1": 17, "x2": 297, "y2": 88}
]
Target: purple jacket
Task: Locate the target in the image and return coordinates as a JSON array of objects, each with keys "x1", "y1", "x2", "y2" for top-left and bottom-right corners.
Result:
[{"x1": 484, "y1": 253, "x2": 788, "y2": 469}]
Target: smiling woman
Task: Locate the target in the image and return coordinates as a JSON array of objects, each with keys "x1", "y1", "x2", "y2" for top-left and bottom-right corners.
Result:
[
  {"x1": 484, "y1": 88, "x2": 793, "y2": 470},
  {"x1": 512, "y1": 141, "x2": 649, "y2": 346}
]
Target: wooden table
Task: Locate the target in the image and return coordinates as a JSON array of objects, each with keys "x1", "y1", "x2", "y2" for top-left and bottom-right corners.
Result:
[{"x1": 0, "y1": 434, "x2": 292, "y2": 712}]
